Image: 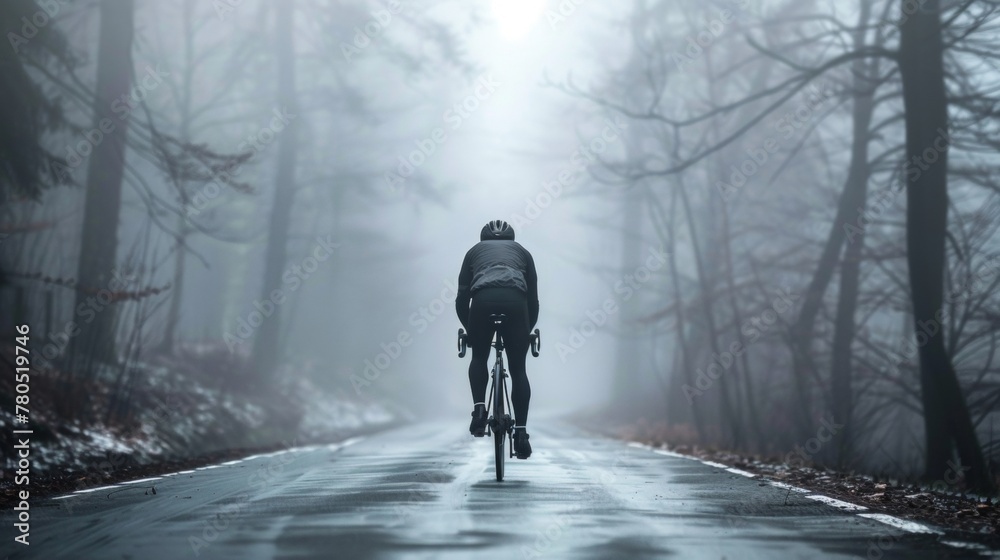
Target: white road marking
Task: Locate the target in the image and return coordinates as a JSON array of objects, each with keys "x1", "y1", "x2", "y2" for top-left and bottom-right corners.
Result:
[
  {"x1": 768, "y1": 481, "x2": 810, "y2": 493},
  {"x1": 805, "y1": 494, "x2": 868, "y2": 511},
  {"x1": 858, "y1": 513, "x2": 942, "y2": 534},
  {"x1": 652, "y1": 449, "x2": 687, "y2": 459},
  {"x1": 941, "y1": 540, "x2": 991, "y2": 551},
  {"x1": 645, "y1": 445, "x2": 755, "y2": 477},
  {"x1": 634, "y1": 440, "x2": 959, "y2": 538},
  {"x1": 72, "y1": 485, "x2": 120, "y2": 494},
  {"x1": 120, "y1": 477, "x2": 163, "y2": 485}
]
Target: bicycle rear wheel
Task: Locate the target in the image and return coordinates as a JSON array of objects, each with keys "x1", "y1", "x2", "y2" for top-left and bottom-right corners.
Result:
[{"x1": 494, "y1": 372, "x2": 505, "y2": 481}]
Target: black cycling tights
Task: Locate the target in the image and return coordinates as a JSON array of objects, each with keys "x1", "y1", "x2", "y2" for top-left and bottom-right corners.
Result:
[{"x1": 468, "y1": 287, "x2": 531, "y2": 427}]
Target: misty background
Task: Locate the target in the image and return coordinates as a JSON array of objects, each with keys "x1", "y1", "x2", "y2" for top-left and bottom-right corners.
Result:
[{"x1": 1, "y1": 0, "x2": 998, "y2": 494}]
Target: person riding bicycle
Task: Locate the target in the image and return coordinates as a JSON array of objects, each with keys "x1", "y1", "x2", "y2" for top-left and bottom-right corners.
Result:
[{"x1": 456, "y1": 220, "x2": 539, "y2": 459}]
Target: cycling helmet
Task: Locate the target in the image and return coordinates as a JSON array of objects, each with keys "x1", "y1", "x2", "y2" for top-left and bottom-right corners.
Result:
[{"x1": 481, "y1": 219, "x2": 515, "y2": 241}]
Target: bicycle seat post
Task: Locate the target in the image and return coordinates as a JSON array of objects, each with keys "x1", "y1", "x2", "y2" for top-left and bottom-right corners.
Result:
[{"x1": 490, "y1": 313, "x2": 505, "y2": 352}]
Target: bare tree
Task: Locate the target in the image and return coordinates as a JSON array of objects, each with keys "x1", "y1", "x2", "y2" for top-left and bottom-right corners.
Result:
[
  {"x1": 558, "y1": 0, "x2": 999, "y2": 490},
  {"x1": 252, "y1": 1, "x2": 301, "y2": 380},
  {"x1": 69, "y1": 0, "x2": 136, "y2": 375},
  {"x1": 829, "y1": 0, "x2": 879, "y2": 467},
  {"x1": 897, "y1": 0, "x2": 993, "y2": 493}
]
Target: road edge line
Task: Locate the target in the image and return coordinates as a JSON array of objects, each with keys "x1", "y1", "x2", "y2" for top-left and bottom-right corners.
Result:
[{"x1": 631, "y1": 439, "x2": 982, "y2": 550}]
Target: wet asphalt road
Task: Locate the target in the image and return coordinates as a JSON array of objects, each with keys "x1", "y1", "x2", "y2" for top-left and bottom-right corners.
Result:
[{"x1": 1, "y1": 420, "x2": 984, "y2": 559}]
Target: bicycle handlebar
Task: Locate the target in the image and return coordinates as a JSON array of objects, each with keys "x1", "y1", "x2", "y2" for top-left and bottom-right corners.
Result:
[
  {"x1": 457, "y1": 328, "x2": 468, "y2": 358},
  {"x1": 456, "y1": 327, "x2": 541, "y2": 358}
]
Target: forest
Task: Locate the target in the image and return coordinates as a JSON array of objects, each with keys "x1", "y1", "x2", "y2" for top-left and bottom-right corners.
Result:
[{"x1": 1, "y1": 0, "x2": 998, "y2": 510}]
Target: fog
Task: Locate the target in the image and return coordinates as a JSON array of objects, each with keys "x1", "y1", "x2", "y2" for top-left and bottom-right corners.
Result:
[{"x1": 2, "y1": 0, "x2": 999, "y2": 493}]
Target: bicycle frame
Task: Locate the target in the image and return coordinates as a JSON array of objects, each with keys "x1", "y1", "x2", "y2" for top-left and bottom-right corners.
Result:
[
  {"x1": 457, "y1": 317, "x2": 540, "y2": 481},
  {"x1": 487, "y1": 317, "x2": 514, "y2": 460}
]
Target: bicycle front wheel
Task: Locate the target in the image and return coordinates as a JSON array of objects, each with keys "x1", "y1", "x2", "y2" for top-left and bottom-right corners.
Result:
[{"x1": 494, "y1": 424, "x2": 505, "y2": 481}]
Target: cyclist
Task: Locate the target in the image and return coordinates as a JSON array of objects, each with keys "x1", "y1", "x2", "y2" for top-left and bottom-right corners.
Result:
[{"x1": 456, "y1": 220, "x2": 539, "y2": 459}]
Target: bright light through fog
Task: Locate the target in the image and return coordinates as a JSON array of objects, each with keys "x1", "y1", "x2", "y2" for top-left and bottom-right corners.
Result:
[{"x1": 491, "y1": 0, "x2": 547, "y2": 40}]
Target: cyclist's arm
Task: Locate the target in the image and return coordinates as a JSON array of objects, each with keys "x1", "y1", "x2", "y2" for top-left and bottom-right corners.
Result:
[
  {"x1": 456, "y1": 250, "x2": 473, "y2": 330},
  {"x1": 526, "y1": 251, "x2": 539, "y2": 330}
]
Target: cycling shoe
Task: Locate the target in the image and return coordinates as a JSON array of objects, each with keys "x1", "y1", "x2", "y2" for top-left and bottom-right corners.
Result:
[
  {"x1": 513, "y1": 429, "x2": 531, "y2": 459},
  {"x1": 470, "y1": 404, "x2": 487, "y2": 437}
]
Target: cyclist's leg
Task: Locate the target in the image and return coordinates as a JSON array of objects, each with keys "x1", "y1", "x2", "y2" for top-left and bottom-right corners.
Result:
[
  {"x1": 467, "y1": 294, "x2": 497, "y2": 405},
  {"x1": 508, "y1": 360, "x2": 529, "y2": 425},
  {"x1": 499, "y1": 297, "x2": 532, "y2": 458},
  {"x1": 502, "y1": 302, "x2": 531, "y2": 428}
]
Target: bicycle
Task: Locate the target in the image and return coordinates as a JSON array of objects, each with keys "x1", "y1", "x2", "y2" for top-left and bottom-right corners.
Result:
[{"x1": 458, "y1": 314, "x2": 540, "y2": 481}]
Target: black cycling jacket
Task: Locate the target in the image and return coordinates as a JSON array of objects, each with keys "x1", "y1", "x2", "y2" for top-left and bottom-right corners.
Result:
[{"x1": 456, "y1": 239, "x2": 539, "y2": 331}]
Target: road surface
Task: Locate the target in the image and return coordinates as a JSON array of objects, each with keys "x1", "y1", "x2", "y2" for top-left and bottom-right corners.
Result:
[{"x1": 1, "y1": 420, "x2": 985, "y2": 559}]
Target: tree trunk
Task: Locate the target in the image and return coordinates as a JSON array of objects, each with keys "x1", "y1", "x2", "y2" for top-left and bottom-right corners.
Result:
[
  {"x1": 720, "y1": 199, "x2": 763, "y2": 450},
  {"x1": 251, "y1": 1, "x2": 299, "y2": 380},
  {"x1": 160, "y1": 226, "x2": 187, "y2": 352},
  {"x1": 679, "y1": 182, "x2": 742, "y2": 447},
  {"x1": 160, "y1": 0, "x2": 196, "y2": 355},
  {"x1": 610, "y1": 156, "x2": 651, "y2": 418},
  {"x1": 707, "y1": 50, "x2": 774, "y2": 451},
  {"x1": 897, "y1": 0, "x2": 994, "y2": 493},
  {"x1": 70, "y1": 0, "x2": 135, "y2": 376},
  {"x1": 608, "y1": 4, "x2": 663, "y2": 421},
  {"x1": 662, "y1": 187, "x2": 705, "y2": 439},
  {"x1": 829, "y1": 0, "x2": 875, "y2": 467},
  {"x1": 789, "y1": 161, "x2": 860, "y2": 438}
]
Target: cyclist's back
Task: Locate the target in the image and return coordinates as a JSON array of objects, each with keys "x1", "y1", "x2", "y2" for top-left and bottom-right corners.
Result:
[{"x1": 456, "y1": 220, "x2": 538, "y2": 459}]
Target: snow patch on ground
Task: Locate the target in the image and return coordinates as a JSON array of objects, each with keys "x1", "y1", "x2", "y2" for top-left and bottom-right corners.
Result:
[{"x1": 0, "y1": 344, "x2": 393, "y2": 476}]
